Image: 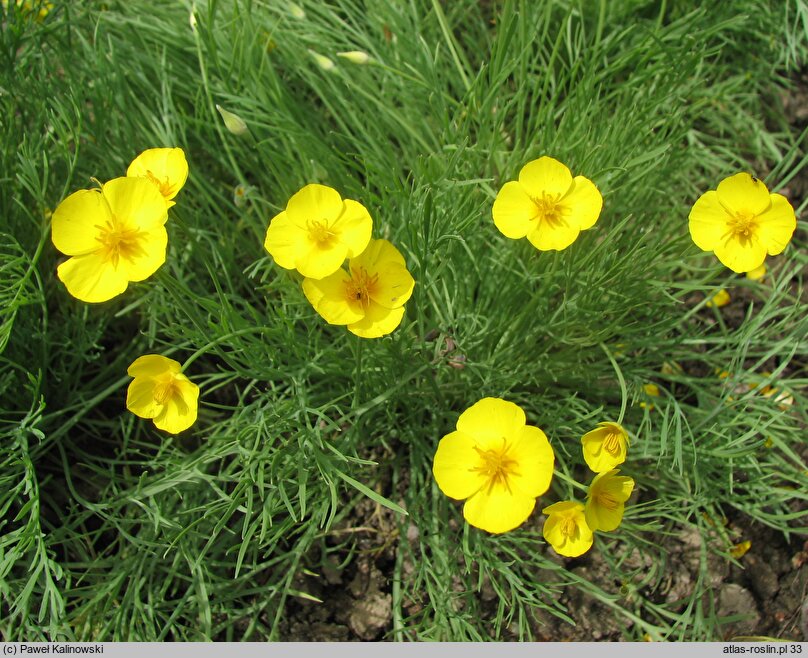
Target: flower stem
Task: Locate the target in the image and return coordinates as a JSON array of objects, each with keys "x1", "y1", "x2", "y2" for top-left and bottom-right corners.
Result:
[{"x1": 599, "y1": 342, "x2": 627, "y2": 425}]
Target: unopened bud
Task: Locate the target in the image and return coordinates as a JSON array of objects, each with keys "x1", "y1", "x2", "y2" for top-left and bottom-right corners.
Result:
[
  {"x1": 288, "y1": 2, "x2": 305, "y2": 19},
  {"x1": 216, "y1": 104, "x2": 249, "y2": 136},
  {"x1": 337, "y1": 50, "x2": 370, "y2": 65},
  {"x1": 309, "y1": 50, "x2": 335, "y2": 71}
]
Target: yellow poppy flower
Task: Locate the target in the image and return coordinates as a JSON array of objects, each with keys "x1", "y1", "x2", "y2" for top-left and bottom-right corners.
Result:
[
  {"x1": 581, "y1": 421, "x2": 628, "y2": 473},
  {"x1": 302, "y1": 238, "x2": 414, "y2": 338},
  {"x1": 51, "y1": 177, "x2": 168, "y2": 303},
  {"x1": 432, "y1": 398, "x2": 555, "y2": 534},
  {"x1": 729, "y1": 540, "x2": 752, "y2": 559},
  {"x1": 688, "y1": 173, "x2": 796, "y2": 273},
  {"x1": 584, "y1": 469, "x2": 635, "y2": 532},
  {"x1": 127, "y1": 147, "x2": 189, "y2": 208},
  {"x1": 126, "y1": 355, "x2": 199, "y2": 434},
  {"x1": 492, "y1": 156, "x2": 602, "y2": 251},
  {"x1": 542, "y1": 501, "x2": 593, "y2": 557},
  {"x1": 705, "y1": 288, "x2": 730, "y2": 308},
  {"x1": 746, "y1": 262, "x2": 766, "y2": 281},
  {"x1": 264, "y1": 183, "x2": 372, "y2": 280}
]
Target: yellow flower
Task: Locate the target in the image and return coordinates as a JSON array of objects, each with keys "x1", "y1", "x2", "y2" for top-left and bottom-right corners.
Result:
[
  {"x1": 729, "y1": 540, "x2": 752, "y2": 559},
  {"x1": 706, "y1": 288, "x2": 730, "y2": 308},
  {"x1": 432, "y1": 398, "x2": 555, "y2": 534},
  {"x1": 492, "y1": 156, "x2": 602, "y2": 251},
  {"x1": 542, "y1": 501, "x2": 593, "y2": 557},
  {"x1": 581, "y1": 421, "x2": 628, "y2": 473},
  {"x1": 126, "y1": 355, "x2": 199, "y2": 434},
  {"x1": 3, "y1": 0, "x2": 53, "y2": 20},
  {"x1": 51, "y1": 177, "x2": 168, "y2": 303},
  {"x1": 688, "y1": 173, "x2": 796, "y2": 273},
  {"x1": 264, "y1": 183, "x2": 372, "y2": 279},
  {"x1": 746, "y1": 262, "x2": 766, "y2": 281},
  {"x1": 302, "y1": 238, "x2": 414, "y2": 338},
  {"x1": 584, "y1": 469, "x2": 634, "y2": 532},
  {"x1": 640, "y1": 383, "x2": 660, "y2": 410},
  {"x1": 127, "y1": 147, "x2": 189, "y2": 208}
]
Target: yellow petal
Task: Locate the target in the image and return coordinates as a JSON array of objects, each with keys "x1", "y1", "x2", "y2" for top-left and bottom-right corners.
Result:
[
  {"x1": 706, "y1": 288, "x2": 730, "y2": 308},
  {"x1": 126, "y1": 377, "x2": 163, "y2": 419},
  {"x1": 351, "y1": 238, "x2": 404, "y2": 270},
  {"x1": 302, "y1": 270, "x2": 364, "y2": 325},
  {"x1": 368, "y1": 262, "x2": 414, "y2": 309},
  {"x1": 525, "y1": 217, "x2": 580, "y2": 251},
  {"x1": 333, "y1": 198, "x2": 373, "y2": 258},
  {"x1": 713, "y1": 233, "x2": 767, "y2": 273},
  {"x1": 716, "y1": 173, "x2": 771, "y2": 216},
  {"x1": 127, "y1": 354, "x2": 181, "y2": 377},
  {"x1": 755, "y1": 193, "x2": 796, "y2": 256},
  {"x1": 518, "y1": 156, "x2": 573, "y2": 198},
  {"x1": 584, "y1": 498, "x2": 624, "y2": 532},
  {"x1": 295, "y1": 239, "x2": 349, "y2": 279},
  {"x1": 492, "y1": 181, "x2": 537, "y2": 239},
  {"x1": 120, "y1": 227, "x2": 168, "y2": 282},
  {"x1": 264, "y1": 210, "x2": 308, "y2": 270},
  {"x1": 689, "y1": 190, "x2": 730, "y2": 251},
  {"x1": 745, "y1": 263, "x2": 766, "y2": 280},
  {"x1": 56, "y1": 252, "x2": 129, "y2": 303},
  {"x1": 347, "y1": 301, "x2": 405, "y2": 338},
  {"x1": 285, "y1": 183, "x2": 344, "y2": 227},
  {"x1": 560, "y1": 175, "x2": 602, "y2": 230},
  {"x1": 456, "y1": 397, "x2": 526, "y2": 447},
  {"x1": 51, "y1": 189, "x2": 111, "y2": 256},
  {"x1": 152, "y1": 377, "x2": 199, "y2": 434},
  {"x1": 126, "y1": 147, "x2": 189, "y2": 202},
  {"x1": 432, "y1": 430, "x2": 487, "y2": 500},
  {"x1": 102, "y1": 177, "x2": 168, "y2": 233},
  {"x1": 506, "y1": 425, "x2": 554, "y2": 498},
  {"x1": 463, "y1": 481, "x2": 536, "y2": 534}
]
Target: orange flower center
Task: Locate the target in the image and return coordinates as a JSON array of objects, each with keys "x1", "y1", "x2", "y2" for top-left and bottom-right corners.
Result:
[
  {"x1": 560, "y1": 515, "x2": 579, "y2": 539},
  {"x1": 472, "y1": 439, "x2": 519, "y2": 492},
  {"x1": 153, "y1": 377, "x2": 178, "y2": 405},
  {"x1": 595, "y1": 491, "x2": 619, "y2": 510},
  {"x1": 530, "y1": 192, "x2": 566, "y2": 226},
  {"x1": 727, "y1": 212, "x2": 757, "y2": 241},
  {"x1": 603, "y1": 431, "x2": 622, "y2": 455},
  {"x1": 145, "y1": 170, "x2": 173, "y2": 198},
  {"x1": 307, "y1": 220, "x2": 337, "y2": 248},
  {"x1": 344, "y1": 265, "x2": 379, "y2": 310},
  {"x1": 94, "y1": 217, "x2": 145, "y2": 268}
]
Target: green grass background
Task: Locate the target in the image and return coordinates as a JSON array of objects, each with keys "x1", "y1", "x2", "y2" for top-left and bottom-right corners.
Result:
[{"x1": 1, "y1": 0, "x2": 806, "y2": 641}]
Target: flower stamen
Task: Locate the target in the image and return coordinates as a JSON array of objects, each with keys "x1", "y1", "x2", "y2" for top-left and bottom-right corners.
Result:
[
  {"x1": 530, "y1": 192, "x2": 566, "y2": 226},
  {"x1": 307, "y1": 219, "x2": 337, "y2": 247},
  {"x1": 472, "y1": 440, "x2": 520, "y2": 493},
  {"x1": 94, "y1": 217, "x2": 146, "y2": 267}
]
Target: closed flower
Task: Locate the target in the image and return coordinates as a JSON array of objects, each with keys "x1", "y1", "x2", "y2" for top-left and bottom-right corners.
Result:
[
  {"x1": 581, "y1": 421, "x2": 628, "y2": 473},
  {"x1": 127, "y1": 147, "x2": 189, "y2": 208},
  {"x1": 542, "y1": 501, "x2": 593, "y2": 557},
  {"x1": 584, "y1": 469, "x2": 634, "y2": 532}
]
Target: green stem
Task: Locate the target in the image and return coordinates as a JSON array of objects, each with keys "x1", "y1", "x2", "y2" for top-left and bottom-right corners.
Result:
[
  {"x1": 600, "y1": 342, "x2": 627, "y2": 424},
  {"x1": 181, "y1": 326, "x2": 267, "y2": 372}
]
